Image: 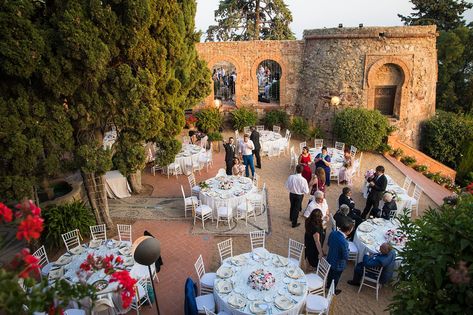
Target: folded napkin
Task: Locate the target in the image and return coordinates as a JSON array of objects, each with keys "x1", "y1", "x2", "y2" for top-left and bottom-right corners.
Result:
[
  {"x1": 48, "y1": 267, "x2": 64, "y2": 280},
  {"x1": 118, "y1": 247, "x2": 131, "y2": 256},
  {"x1": 227, "y1": 294, "x2": 247, "y2": 309},
  {"x1": 273, "y1": 255, "x2": 288, "y2": 267},
  {"x1": 217, "y1": 266, "x2": 233, "y2": 278},
  {"x1": 215, "y1": 280, "x2": 233, "y2": 294},
  {"x1": 287, "y1": 281, "x2": 305, "y2": 296},
  {"x1": 253, "y1": 247, "x2": 270, "y2": 260},
  {"x1": 70, "y1": 246, "x2": 84, "y2": 255},
  {"x1": 249, "y1": 301, "x2": 268, "y2": 314},
  {"x1": 89, "y1": 239, "x2": 102, "y2": 248},
  {"x1": 275, "y1": 295, "x2": 294, "y2": 310},
  {"x1": 285, "y1": 266, "x2": 302, "y2": 279},
  {"x1": 55, "y1": 255, "x2": 72, "y2": 266},
  {"x1": 359, "y1": 234, "x2": 374, "y2": 244},
  {"x1": 231, "y1": 255, "x2": 247, "y2": 266},
  {"x1": 358, "y1": 224, "x2": 374, "y2": 233}
]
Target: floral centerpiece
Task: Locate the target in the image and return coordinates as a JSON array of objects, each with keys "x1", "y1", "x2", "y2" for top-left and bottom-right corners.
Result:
[
  {"x1": 247, "y1": 269, "x2": 275, "y2": 291},
  {"x1": 385, "y1": 228, "x2": 408, "y2": 247},
  {"x1": 218, "y1": 179, "x2": 234, "y2": 190},
  {"x1": 365, "y1": 169, "x2": 375, "y2": 181},
  {"x1": 199, "y1": 181, "x2": 210, "y2": 190}
]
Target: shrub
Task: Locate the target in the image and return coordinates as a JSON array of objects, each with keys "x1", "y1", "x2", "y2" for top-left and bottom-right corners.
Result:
[
  {"x1": 413, "y1": 164, "x2": 428, "y2": 173},
  {"x1": 42, "y1": 201, "x2": 96, "y2": 250},
  {"x1": 421, "y1": 111, "x2": 473, "y2": 169},
  {"x1": 155, "y1": 137, "x2": 182, "y2": 166},
  {"x1": 207, "y1": 131, "x2": 223, "y2": 142},
  {"x1": 389, "y1": 194, "x2": 473, "y2": 314},
  {"x1": 195, "y1": 107, "x2": 223, "y2": 133},
  {"x1": 307, "y1": 126, "x2": 324, "y2": 140},
  {"x1": 457, "y1": 142, "x2": 473, "y2": 186},
  {"x1": 290, "y1": 116, "x2": 309, "y2": 138},
  {"x1": 377, "y1": 143, "x2": 393, "y2": 154},
  {"x1": 231, "y1": 107, "x2": 258, "y2": 131},
  {"x1": 391, "y1": 148, "x2": 404, "y2": 158},
  {"x1": 400, "y1": 155, "x2": 417, "y2": 166},
  {"x1": 334, "y1": 108, "x2": 390, "y2": 151},
  {"x1": 263, "y1": 110, "x2": 290, "y2": 129}
]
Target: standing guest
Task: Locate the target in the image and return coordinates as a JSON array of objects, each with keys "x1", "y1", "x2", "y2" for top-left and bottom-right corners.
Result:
[
  {"x1": 232, "y1": 158, "x2": 245, "y2": 176},
  {"x1": 303, "y1": 191, "x2": 330, "y2": 231},
  {"x1": 347, "y1": 243, "x2": 396, "y2": 287},
  {"x1": 362, "y1": 165, "x2": 387, "y2": 219},
  {"x1": 338, "y1": 187, "x2": 361, "y2": 216},
  {"x1": 380, "y1": 192, "x2": 397, "y2": 219},
  {"x1": 314, "y1": 146, "x2": 331, "y2": 186},
  {"x1": 222, "y1": 137, "x2": 236, "y2": 175},
  {"x1": 239, "y1": 134, "x2": 255, "y2": 177},
  {"x1": 305, "y1": 209, "x2": 326, "y2": 270},
  {"x1": 299, "y1": 146, "x2": 312, "y2": 184},
  {"x1": 284, "y1": 164, "x2": 309, "y2": 228},
  {"x1": 250, "y1": 126, "x2": 261, "y2": 169},
  {"x1": 338, "y1": 150, "x2": 354, "y2": 184},
  {"x1": 310, "y1": 167, "x2": 326, "y2": 195},
  {"x1": 326, "y1": 217, "x2": 355, "y2": 295}
]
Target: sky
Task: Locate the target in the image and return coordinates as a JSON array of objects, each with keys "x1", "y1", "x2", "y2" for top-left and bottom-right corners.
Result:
[{"x1": 195, "y1": 0, "x2": 473, "y2": 40}]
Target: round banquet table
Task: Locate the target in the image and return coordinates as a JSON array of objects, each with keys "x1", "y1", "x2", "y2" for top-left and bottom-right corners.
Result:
[
  {"x1": 174, "y1": 144, "x2": 205, "y2": 174},
  {"x1": 49, "y1": 240, "x2": 143, "y2": 295},
  {"x1": 362, "y1": 174, "x2": 417, "y2": 217},
  {"x1": 214, "y1": 249, "x2": 307, "y2": 315},
  {"x1": 353, "y1": 218, "x2": 404, "y2": 263},
  {"x1": 308, "y1": 147, "x2": 344, "y2": 174},
  {"x1": 260, "y1": 130, "x2": 285, "y2": 157},
  {"x1": 199, "y1": 175, "x2": 257, "y2": 217}
]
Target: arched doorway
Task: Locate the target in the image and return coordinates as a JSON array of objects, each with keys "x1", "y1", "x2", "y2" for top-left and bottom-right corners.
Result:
[
  {"x1": 372, "y1": 63, "x2": 404, "y2": 117},
  {"x1": 212, "y1": 61, "x2": 237, "y2": 107},
  {"x1": 256, "y1": 59, "x2": 281, "y2": 105}
]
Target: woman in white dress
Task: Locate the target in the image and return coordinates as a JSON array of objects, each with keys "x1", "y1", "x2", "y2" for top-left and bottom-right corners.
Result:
[{"x1": 339, "y1": 150, "x2": 354, "y2": 184}]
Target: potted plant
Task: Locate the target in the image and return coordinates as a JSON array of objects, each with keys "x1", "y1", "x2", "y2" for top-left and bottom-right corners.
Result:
[
  {"x1": 208, "y1": 131, "x2": 223, "y2": 152},
  {"x1": 185, "y1": 114, "x2": 198, "y2": 130},
  {"x1": 391, "y1": 148, "x2": 404, "y2": 160},
  {"x1": 400, "y1": 155, "x2": 417, "y2": 167}
]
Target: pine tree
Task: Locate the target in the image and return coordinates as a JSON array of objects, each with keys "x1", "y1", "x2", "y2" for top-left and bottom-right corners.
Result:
[
  {"x1": 206, "y1": 0, "x2": 295, "y2": 41},
  {"x1": 399, "y1": 0, "x2": 472, "y2": 31}
]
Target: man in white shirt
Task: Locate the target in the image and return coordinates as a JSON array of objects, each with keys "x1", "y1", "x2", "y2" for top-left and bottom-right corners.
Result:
[
  {"x1": 304, "y1": 190, "x2": 330, "y2": 229},
  {"x1": 240, "y1": 134, "x2": 255, "y2": 177},
  {"x1": 285, "y1": 164, "x2": 309, "y2": 228}
]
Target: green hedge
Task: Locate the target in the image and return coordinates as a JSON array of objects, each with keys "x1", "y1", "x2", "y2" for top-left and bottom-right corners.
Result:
[
  {"x1": 155, "y1": 137, "x2": 182, "y2": 167},
  {"x1": 42, "y1": 201, "x2": 96, "y2": 250},
  {"x1": 263, "y1": 110, "x2": 289, "y2": 130},
  {"x1": 231, "y1": 107, "x2": 257, "y2": 131},
  {"x1": 421, "y1": 111, "x2": 473, "y2": 169},
  {"x1": 334, "y1": 108, "x2": 390, "y2": 151},
  {"x1": 195, "y1": 108, "x2": 223, "y2": 133},
  {"x1": 290, "y1": 116, "x2": 310, "y2": 138}
]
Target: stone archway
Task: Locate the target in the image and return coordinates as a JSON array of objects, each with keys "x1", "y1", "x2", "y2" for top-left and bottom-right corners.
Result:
[
  {"x1": 251, "y1": 55, "x2": 287, "y2": 108},
  {"x1": 366, "y1": 57, "x2": 411, "y2": 119},
  {"x1": 206, "y1": 55, "x2": 243, "y2": 108}
]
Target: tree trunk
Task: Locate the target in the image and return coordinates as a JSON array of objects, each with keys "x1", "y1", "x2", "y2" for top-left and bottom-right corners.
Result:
[
  {"x1": 81, "y1": 171, "x2": 113, "y2": 228},
  {"x1": 255, "y1": 0, "x2": 261, "y2": 40},
  {"x1": 41, "y1": 177, "x2": 54, "y2": 200},
  {"x1": 128, "y1": 170, "x2": 142, "y2": 194}
]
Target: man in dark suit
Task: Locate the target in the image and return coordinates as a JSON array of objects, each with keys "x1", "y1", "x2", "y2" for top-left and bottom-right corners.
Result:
[
  {"x1": 250, "y1": 126, "x2": 261, "y2": 169},
  {"x1": 362, "y1": 165, "x2": 388, "y2": 219},
  {"x1": 334, "y1": 204, "x2": 363, "y2": 241},
  {"x1": 222, "y1": 137, "x2": 236, "y2": 175},
  {"x1": 338, "y1": 186, "x2": 362, "y2": 217}
]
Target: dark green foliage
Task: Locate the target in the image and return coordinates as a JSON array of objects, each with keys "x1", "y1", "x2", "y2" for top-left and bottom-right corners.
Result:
[
  {"x1": 389, "y1": 194, "x2": 473, "y2": 314},
  {"x1": 42, "y1": 201, "x2": 95, "y2": 250},
  {"x1": 196, "y1": 108, "x2": 223, "y2": 133},
  {"x1": 401, "y1": 155, "x2": 417, "y2": 166},
  {"x1": 457, "y1": 142, "x2": 473, "y2": 186},
  {"x1": 399, "y1": 0, "x2": 472, "y2": 31},
  {"x1": 231, "y1": 107, "x2": 258, "y2": 131},
  {"x1": 333, "y1": 108, "x2": 390, "y2": 151},
  {"x1": 391, "y1": 148, "x2": 404, "y2": 158},
  {"x1": 307, "y1": 127, "x2": 324, "y2": 141},
  {"x1": 155, "y1": 138, "x2": 182, "y2": 167},
  {"x1": 376, "y1": 143, "x2": 393, "y2": 154},
  {"x1": 263, "y1": 110, "x2": 289, "y2": 129},
  {"x1": 290, "y1": 116, "x2": 309, "y2": 138},
  {"x1": 207, "y1": 132, "x2": 223, "y2": 142},
  {"x1": 420, "y1": 111, "x2": 473, "y2": 168},
  {"x1": 413, "y1": 164, "x2": 428, "y2": 172},
  {"x1": 206, "y1": 0, "x2": 295, "y2": 41}
]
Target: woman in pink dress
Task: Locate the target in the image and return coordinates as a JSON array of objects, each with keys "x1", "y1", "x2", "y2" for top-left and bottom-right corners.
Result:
[{"x1": 299, "y1": 146, "x2": 312, "y2": 183}]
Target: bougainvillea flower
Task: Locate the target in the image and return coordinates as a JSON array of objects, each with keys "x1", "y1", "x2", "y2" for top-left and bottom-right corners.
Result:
[
  {"x1": 110, "y1": 270, "x2": 137, "y2": 308},
  {"x1": 0, "y1": 202, "x2": 13, "y2": 223},
  {"x1": 16, "y1": 214, "x2": 44, "y2": 241}
]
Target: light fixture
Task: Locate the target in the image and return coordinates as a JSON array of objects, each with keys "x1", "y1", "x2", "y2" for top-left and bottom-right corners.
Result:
[
  {"x1": 330, "y1": 96, "x2": 341, "y2": 106},
  {"x1": 338, "y1": 23, "x2": 343, "y2": 28},
  {"x1": 359, "y1": 23, "x2": 363, "y2": 28},
  {"x1": 214, "y1": 99, "x2": 221, "y2": 109},
  {"x1": 133, "y1": 236, "x2": 162, "y2": 315}
]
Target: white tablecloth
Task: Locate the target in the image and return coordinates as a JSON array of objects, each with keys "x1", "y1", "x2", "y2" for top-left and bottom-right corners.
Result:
[
  {"x1": 353, "y1": 219, "x2": 402, "y2": 262},
  {"x1": 104, "y1": 170, "x2": 131, "y2": 199},
  {"x1": 214, "y1": 251, "x2": 307, "y2": 315},
  {"x1": 199, "y1": 175, "x2": 257, "y2": 216},
  {"x1": 362, "y1": 174, "x2": 417, "y2": 216},
  {"x1": 260, "y1": 131, "x2": 286, "y2": 157},
  {"x1": 52, "y1": 240, "x2": 143, "y2": 293},
  {"x1": 174, "y1": 144, "x2": 205, "y2": 173},
  {"x1": 103, "y1": 131, "x2": 117, "y2": 149},
  {"x1": 308, "y1": 147, "x2": 344, "y2": 174}
]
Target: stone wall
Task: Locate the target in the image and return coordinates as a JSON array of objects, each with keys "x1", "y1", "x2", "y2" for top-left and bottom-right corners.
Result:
[
  {"x1": 196, "y1": 25, "x2": 437, "y2": 148},
  {"x1": 195, "y1": 40, "x2": 305, "y2": 113}
]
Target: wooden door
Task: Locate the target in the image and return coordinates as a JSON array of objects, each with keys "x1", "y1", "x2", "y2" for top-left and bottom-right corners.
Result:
[{"x1": 374, "y1": 86, "x2": 396, "y2": 116}]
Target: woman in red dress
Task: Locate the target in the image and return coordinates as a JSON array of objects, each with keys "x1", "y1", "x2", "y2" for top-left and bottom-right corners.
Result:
[{"x1": 299, "y1": 146, "x2": 312, "y2": 183}]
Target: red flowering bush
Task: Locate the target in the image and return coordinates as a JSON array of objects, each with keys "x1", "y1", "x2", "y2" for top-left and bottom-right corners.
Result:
[{"x1": 185, "y1": 114, "x2": 198, "y2": 127}]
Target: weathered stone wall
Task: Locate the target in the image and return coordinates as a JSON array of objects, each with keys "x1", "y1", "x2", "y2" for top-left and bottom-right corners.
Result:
[
  {"x1": 296, "y1": 25, "x2": 437, "y2": 147},
  {"x1": 195, "y1": 40, "x2": 305, "y2": 113},
  {"x1": 196, "y1": 25, "x2": 437, "y2": 148}
]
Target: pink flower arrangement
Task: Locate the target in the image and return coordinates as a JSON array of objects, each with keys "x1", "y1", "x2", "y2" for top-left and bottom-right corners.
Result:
[
  {"x1": 365, "y1": 169, "x2": 375, "y2": 181},
  {"x1": 247, "y1": 269, "x2": 276, "y2": 291},
  {"x1": 385, "y1": 228, "x2": 408, "y2": 247}
]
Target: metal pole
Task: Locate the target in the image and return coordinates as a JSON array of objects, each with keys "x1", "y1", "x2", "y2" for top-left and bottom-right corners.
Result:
[{"x1": 148, "y1": 265, "x2": 161, "y2": 315}]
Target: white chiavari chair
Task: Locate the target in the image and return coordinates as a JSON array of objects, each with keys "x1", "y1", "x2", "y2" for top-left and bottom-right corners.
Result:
[
  {"x1": 411, "y1": 184, "x2": 423, "y2": 216},
  {"x1": 314, "y1": 139, "x2": 323, "y2": 150},
  {"x1": 299, "y1": 141, "x2": 307, "y2": 155},
  {"x1": 61, "y1": 229, "x2": 81, "y2": 251},
  {"x1": 215, "y1": 199, "x2": 233, "y2": 229},
  {"x1": 350, "y1": 145, "x2": 357, "y2": 157},
  {"x1": 192, "y1": 199, "x2": 213, "y2": 229},
  {"x1": 243, "y1": 126, "x2": 250, "y2": 135},
  {"x1": 306, "y1": 257, "x2": 331, "y2": 296},
  {"x1": 287, "y1": 239, "x2": 304, "y2": 267},
  {"x1": 256, "y1": 125, "x2": 264, "y2": 132},
  {"x1": 402, "y1": 176, "x2": 412, "y2": 192},
  {"x1": 89, "y1": 224, "x2": 107, "y2": 241},
  {"x1": 249, "y1": 230, "x2": 265, "y2": 250},
  {"x1": 130, "y1": 277, "x2": 151, "y2": 312},
  {"x1": 273, "y1": 125, "x2": 281, "y2": 134},
  {"x1": 306, "y1": 280, "x2": 335, "y2": 314},
  {"x1": 236, "y1": 198, "x2": 256, "y2": 226},
  {"x1": 217, "y1": 239, "x2": 233, "y2": 264},
  {"x1": 32, "y1": 245, "x2": 53, "y2": 277},
  {"x1": 194, "y1": 255, "x2": 216, "y2": 295},
  {"x1": 188, "y1": 172, "x2": 201, "y2": 198},
  {"x1": 181, "y1": 185, "x2": 198, "y2": 218},
  {"x1": 335, "y1": 141, "x2": 345, "y2": 152},
  {"x1": 117, "y1": 224, "x2": 132, "y2": 245},
  {"x1": 358, "y1": 266, "x2": 384, "y2": 300}
]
